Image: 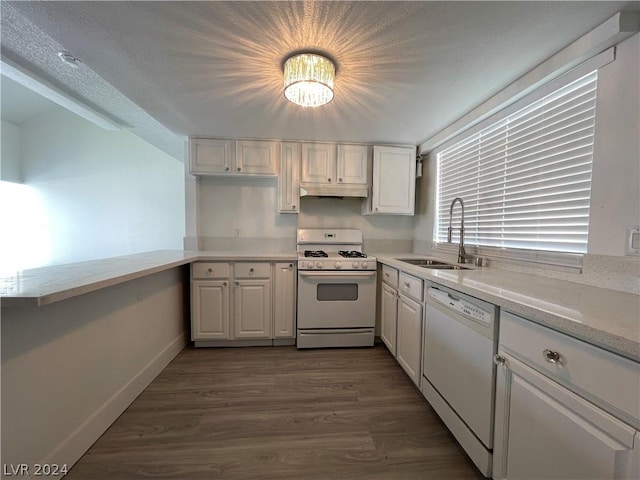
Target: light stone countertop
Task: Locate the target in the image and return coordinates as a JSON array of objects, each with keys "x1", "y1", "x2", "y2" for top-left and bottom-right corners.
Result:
[
  {"x1": 375, "y1": 253, "x2": 640, "y2": 362},
  {"x1": 3, "y1": 249, "x2": 638, "y2": 361},
  {"x1": 0, "y1": 250, "x2": 296, "y2": 308}
]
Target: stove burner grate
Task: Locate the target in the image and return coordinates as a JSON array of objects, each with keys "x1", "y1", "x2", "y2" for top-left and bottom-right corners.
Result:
[
  {"x1": 338, "y1": 250, "x2": 367, "y2": 258},
  {"x1": 304, "y1": 250, "x2": 328, "y2": 258}
]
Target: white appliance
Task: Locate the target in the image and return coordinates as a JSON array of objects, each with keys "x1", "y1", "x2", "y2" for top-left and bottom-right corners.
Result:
[
  {"x1": 296, "y1": 228, "x2": 377, "y2": 349},
  {"x1": 421, "y1": 283, "x2": 498, "y2": 477}
]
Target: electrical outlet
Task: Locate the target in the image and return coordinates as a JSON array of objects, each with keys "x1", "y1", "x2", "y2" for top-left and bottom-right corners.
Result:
[{"x1": 625, "y1": 226, "x2": 640, "y2": 256}]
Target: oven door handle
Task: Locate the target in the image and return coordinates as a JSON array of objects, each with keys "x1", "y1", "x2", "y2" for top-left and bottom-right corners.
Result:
[{"x1": 299, "y1": 271, "x2": 376, "y2": 279}]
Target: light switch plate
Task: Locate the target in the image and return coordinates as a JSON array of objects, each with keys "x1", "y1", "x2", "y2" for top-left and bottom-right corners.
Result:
[{"x1": 625, "y1": 226, "x2": 640, "y2": 256}]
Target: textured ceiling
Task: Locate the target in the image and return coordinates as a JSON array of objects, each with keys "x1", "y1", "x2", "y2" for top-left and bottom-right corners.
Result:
[{"x1": 0, "y1": 1, "x2": 633, "y2": 159}]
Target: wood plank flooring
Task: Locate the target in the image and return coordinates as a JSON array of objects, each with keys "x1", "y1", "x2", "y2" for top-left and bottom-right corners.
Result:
[{"x1": 66, "y1": 345, "x2": 485, "y2": 479}]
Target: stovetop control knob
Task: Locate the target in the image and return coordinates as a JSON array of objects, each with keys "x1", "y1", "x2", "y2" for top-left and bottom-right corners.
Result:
[
  {"x1": 316, "y1": 262, "x2": 323, "y2": 269},
  {"x1": 335, "y1": 262, "x2": 342, "y2": 269},
  {"x1": 352, "y1": 262, "x2": 359, "y2": 269},
  {"x1": 361, "y1": 261, "x2": 368, "y2": 269},
  {"x1": 307, "y1": 261, "x2": 315, "y2": 269}
]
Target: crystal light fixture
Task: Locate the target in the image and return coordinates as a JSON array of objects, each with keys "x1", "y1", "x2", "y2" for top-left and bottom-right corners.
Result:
[{"x1": 283, "y1": 53, "x2": 335, "y2": 107}]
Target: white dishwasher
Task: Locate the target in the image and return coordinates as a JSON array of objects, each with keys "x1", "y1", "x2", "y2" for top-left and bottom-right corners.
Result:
[{"x1": 421, "y1": 284, "x2": 498, "y2": 477}]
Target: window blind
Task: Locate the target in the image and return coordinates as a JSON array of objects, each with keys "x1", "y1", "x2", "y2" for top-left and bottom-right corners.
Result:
[{"x1": 436, "y1": 70, "x2": 597, "y2": 254}]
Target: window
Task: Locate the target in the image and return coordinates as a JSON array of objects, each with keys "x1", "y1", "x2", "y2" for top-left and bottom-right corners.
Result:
[{"x1": 436, "y1": 70, "x2": 597, "y2": 256}]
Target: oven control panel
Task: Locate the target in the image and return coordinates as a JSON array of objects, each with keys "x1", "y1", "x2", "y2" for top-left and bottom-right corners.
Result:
[{"x1": 298, "y1": 259, "x2": 376, "y2": 271}]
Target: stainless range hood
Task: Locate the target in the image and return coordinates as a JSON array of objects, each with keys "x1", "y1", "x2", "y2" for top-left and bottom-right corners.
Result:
[{"x1": 300, "y1": 185, "x2": 368, "y2": 198}]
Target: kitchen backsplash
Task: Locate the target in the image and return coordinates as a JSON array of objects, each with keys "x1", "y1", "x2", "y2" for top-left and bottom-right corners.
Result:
[{"x1": 413, "y1": 240, "x2": 640, "y2": 294}]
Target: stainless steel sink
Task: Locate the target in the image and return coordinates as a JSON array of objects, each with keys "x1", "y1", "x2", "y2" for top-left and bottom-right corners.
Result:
[
  {"x1": 395, "y1": 258, "x2": 471, "y2": 270},
  {"x1": 395, "y1": 258, "x2": 451, "y2": 266},
  {"x1": 421, "y1": 264, "x2": 471, "y2": 270}
]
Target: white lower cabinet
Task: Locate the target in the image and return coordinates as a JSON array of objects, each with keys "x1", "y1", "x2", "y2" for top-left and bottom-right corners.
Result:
[
  {"x1": 396, "y1": 293, "x2": 423, "y2": 386},
  {"x1": 274, "y1": 262, "x2": 296, "y2": 339},
  {"x1": 234, "y1": 278, "x2": 271, "y2": 338},
  {"x1": 380, "y1": 282, "x2": 398, "y2": 355},
  {"x1": 494, "y1": 312, "x2": 640, "y2": 480},
  {"x1": 191, "y1": 260, "x2": 296, "y2": 346},
  {"x1": 191, "y1": 280, "x2": 230, "y2": 339},
  {"x1": 379, "y1": 265, "x2": 423, "y2": 387}
]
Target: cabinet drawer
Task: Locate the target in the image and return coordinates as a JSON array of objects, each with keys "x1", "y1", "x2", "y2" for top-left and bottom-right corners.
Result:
[
  {"x1": 381, "y1": 265, "x2": 398, "y2": 288},
  {"x1": 398, "y1": 272, "x2": 423, "y2": 302},
  {"x1": 234, "y1": 262, "x2": 271, "y2": 279},
  {"x1": 500, "y1": 311, "x2": 640, "y2": 426},
  {"x1": 192, "y1": 262, "x2": 230, "y2": 279}
]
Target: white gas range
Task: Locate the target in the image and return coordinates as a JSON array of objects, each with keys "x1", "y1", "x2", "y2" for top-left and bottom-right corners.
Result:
[{"x1": 296, "y1": 229, "x2": 377, "y2": 349}]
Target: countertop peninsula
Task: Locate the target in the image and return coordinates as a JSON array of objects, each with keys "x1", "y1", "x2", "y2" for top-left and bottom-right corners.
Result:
[{"x1": 0, "y1": 250, "x2": 296, "y2": 308}]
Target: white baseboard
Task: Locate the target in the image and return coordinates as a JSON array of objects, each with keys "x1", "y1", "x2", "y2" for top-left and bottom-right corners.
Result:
[{"x1": 39, "y1": 332, "x2": 187, "y2": 476}]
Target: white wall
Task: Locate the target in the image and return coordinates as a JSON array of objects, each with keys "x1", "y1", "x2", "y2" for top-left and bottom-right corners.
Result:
[
  {"x1": 196, "y1": 177, "x2": 415, "y2": 250},
  {"x1": 1, "y1": 267, "x2": 187, "y2": 473},
  {"x1": 1, "y1": 107, "x2": 185, "y2": 273},
  {"x1": 588, "y1": 33, "x2": 640, "y2": 256},
  {"x1": 299, "y1": 196, "x2": 414, "y2": 241},
  {"x1": 414, "y1": 33, "x2": 640, "y2": 259},
  {"x1": 198, "y1": 176, "x2": 297, "y2": 240},
  {"x1": 1, "y1": 120, "x2": 21, "y2": 183}
]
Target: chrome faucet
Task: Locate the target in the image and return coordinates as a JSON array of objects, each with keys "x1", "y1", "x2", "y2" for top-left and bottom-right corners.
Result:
[{"x1": 447, "y1": 197, "x2": 467, "y2": 264}]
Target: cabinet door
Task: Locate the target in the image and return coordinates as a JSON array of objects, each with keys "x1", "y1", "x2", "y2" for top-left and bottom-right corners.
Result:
[
  {"x1": 396, "y1": 294, "x2": 423, "y2": 386},
  {"x1": 380, "y1": 283, "x2": 398, "y2": 356},
  {"x1": 274, "y1": 263, "x2": 296, "y2": 338},
  {"x1": 301, "y1": 143, "x2": 336, "y2": 184},
  {"x1": 236, "y1": 140, "x2": 278, "y2": 175},
  {"x1": 278, "y1": 142, "x2": 300, "y2": 213},
  {"x1": 493, "y1": 354, "x2": 640, "y2": 480},
  {"x1": 190, "y1": 138, "x2": 234, "y2": 174},
  {"x1": 234, "y1": 279, "x2": 272, "y2": 339},
  {"x1": 371, "y1": 145, "x2": 416, "y2": 214},
  {"x1": 336, "y1": 144, "x2": 369, "y2": 185},
  {"x1": 191, "y1": 280, "x2": 230, "y2": 340}
]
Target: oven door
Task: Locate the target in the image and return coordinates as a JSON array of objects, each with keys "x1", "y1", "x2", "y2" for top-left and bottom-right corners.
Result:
[{"x1": 297, "y1": 271, "x2": 376, "y2": 329}]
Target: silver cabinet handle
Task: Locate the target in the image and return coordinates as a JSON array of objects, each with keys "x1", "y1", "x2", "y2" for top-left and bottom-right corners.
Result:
[
  {"x1": 222, "y1": 281, "x2": 227, "y2": 287},
  {"x1": 292, "y1": 205, "x2": 296, "y2": 209},
  {"x1": 225, "y1": 166, "x2": 230, "y2": 171},
  {"x1": 206, "y1": 268, "x2": 213, "y2": 275},
  {"x1": 234, "y1": 281, "x2": 239, "y2": 287},
  {"x1": 543, "y1": 349, "x2": 561, "y2": 364},
  {"x1": 375, "y1": 207, "x2": 379, "y2": 211},
  {"x1": 249, "y1": 267, "x2": 254, "y2": 275},
  {"x1": 237, "y1": 167, "x2": 241, "y2": 172},
  {"x1": 288, "y1": 263, "x2": 293, "y2": 270},
  {"x1": 404, "y1": 282, "x2": 410, "y2": 288},
  {"x1": 327, "y1": 178, "x2": 332, "y2": 182},
  {"x1": 338, "y1": 177, "x2": 343, "y2": 182},
  {"x1": 493, "y1": 354, "x2": 507, "y2": 367}
]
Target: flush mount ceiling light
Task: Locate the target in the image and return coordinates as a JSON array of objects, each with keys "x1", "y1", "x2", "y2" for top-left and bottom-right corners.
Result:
[{"x1": 283, "y1": 53, "x2": 335, "y2": 107}]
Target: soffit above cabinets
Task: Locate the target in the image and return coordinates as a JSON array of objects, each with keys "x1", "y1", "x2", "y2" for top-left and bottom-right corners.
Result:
[{"x1": 1, "y1": 1, "x2": 633, "y2": 158}]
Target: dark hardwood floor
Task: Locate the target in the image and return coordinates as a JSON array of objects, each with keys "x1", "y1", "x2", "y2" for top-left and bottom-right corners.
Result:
[{"x1": 66, "y1": 345, "x2": 485, "y2": 479}]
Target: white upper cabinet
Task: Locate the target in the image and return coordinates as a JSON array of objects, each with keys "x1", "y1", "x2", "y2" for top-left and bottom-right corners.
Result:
[
  {"x1": 336, "y1": 145, "x2": 369, "y2": 185},
  {"x1": 190, "y1": 138, "x2": 278, "y2": 176},
  {"x1": 278, "y1": 142, "x2": 300, "y2": 213},
  {"x1": 367, "y1": 145, "x2": 416, "y2": 215},
  {"x1": 301, "y1": 143, "x2": 336, "y2": 184},
  {"x1": 236, "y1": 140, "x2": 279, "y2": 175},
  {"x1": 190, "y1": 138, "x2": 235, "y2": 174}
]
